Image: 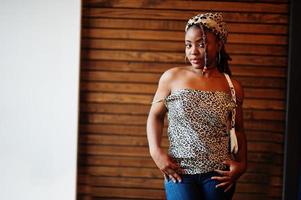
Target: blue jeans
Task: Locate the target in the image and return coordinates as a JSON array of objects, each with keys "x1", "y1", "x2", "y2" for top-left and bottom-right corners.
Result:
[{"x1": 164, "y1": 171, "x2": 235, "y2": 200}]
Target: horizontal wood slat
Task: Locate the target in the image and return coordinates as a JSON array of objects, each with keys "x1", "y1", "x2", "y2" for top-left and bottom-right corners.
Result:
[
  {"x1": 82, "y1": 18, "x2": 288, "y2": 34},
  {"x1": 77, "y1": 171, "x2": 282, "y2": 188},
  {"x1": 81, "y1": 50, "x2": 287, "y2": 66},
  {"x1": 80, "y1": 60, "x2": 287, "y2": 82},
  {"x1": 80, "y1": 103, "x2": 285, "y2": 121},
  {"x1": 79, "y1": 184, "x2": 282, "y2": 198},
  {"x1": 78, "y1": 154, "x2": 283, "y2": 169},
  {"x1": 79, "y1": 137, "x2": 284, "y2": 154},
  {"x1": 79, "y1": 121, "x2": 284, "y2": 135},
  {"x1": 80, "y1": 73, "x2": 286, "y2": 89},
  {"x1": 80, "y1": 82, "x2": 285, "y2": 100},
  {"x1": 82, "y1": 29, "x2": 288, "y2": 45},
  {"x1": 77, "y1": 165, "x2": 282, "y2": 186},
  {"x1": 83, "y1": 1, "x2": 288, "y2": 14},
  {"x1": 78, "y1": 134, "x2": 284, "y2": 155},
  {"x1": 82, "y1": 39, "x2": 288, "y2": 56},
  {"x1": 83, "y1": 8, "x2": 288, "y2": 24},
  {"x1": 80, "y1": 92, "x2": 285, "y2": 110}
]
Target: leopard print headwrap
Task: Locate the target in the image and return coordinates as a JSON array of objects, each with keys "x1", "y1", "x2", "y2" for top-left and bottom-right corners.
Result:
[{"x1": 185, "y1": 12, "x2": 228, "y2": 44}]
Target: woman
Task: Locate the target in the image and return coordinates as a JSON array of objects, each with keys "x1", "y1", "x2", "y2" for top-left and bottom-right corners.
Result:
[{"x1": 146, "y1": 13, "x2": 247, "y2": 200}]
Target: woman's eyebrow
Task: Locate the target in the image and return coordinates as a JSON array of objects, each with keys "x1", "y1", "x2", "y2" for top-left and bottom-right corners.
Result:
[{"x1": 185, "y1": 38, "x2": 203, "y2": 43}]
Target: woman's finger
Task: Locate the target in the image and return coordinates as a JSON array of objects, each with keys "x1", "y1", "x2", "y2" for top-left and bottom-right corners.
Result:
[
  {"x1": 169, "y1": 162, "x2": 185, "y2": 174},
  {"x1": 172, "y1": 172, "x2": 182, "y2": 183},
  {"x1": 168, "y1": 174, "x2": 177, "y2": 183},
  {"x1": 165, "y1": 169, "x2": 182, "y2": 183},
  {"x1": 214, "y1": 169, "x2": 229, "y2": 176},
  {"x1": 224, "y1": 183, "x2": 234, "y2": 192},
  {"x1": 171, "y1": 163, "x2": 185, "y2": 174},
  {"x1": 165, "y1": 168, "x2": 175, "y2": 174},
  {"x1": 211, "y1": 176, "x2": 231, "y2": 182},
  {"x1": 169, "y1": 161, "x2": 181, "y2": 170},
  {"x1": 162, "y1": 169, "x2": 169, "y2": 177},
  {"x1": 215, "y1": 181, "x2": 231, "y2": 188}
]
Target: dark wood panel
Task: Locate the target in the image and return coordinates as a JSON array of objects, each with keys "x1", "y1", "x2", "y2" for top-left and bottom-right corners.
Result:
[
  {"x1": 77, "y1": 174, "x2": 281, "y2": 191},
  {"x1": 79, "y1": 123, "x2": 148, "y2": 136},
  {"x1": 79, "y1": 123, "x2": 284, "y2": 138},
  {"x1": 78, "y1": 165, "x2": 282, "y2": 186},
  {"x1": 82, "y1": 39, "x2": 288, "y2": 56},
  {"x1": 80, "y1": 60, "x2": 287, "y2": 85},
  {"x1": 77, "y1": 153, "x2": 283, "y2": 168},
  {"x1": 79, "y1": 141, "x2": 283, "y2": 157},
  {"x1": 82, "y1": 8, "x2": 288, "y2": 24},
  {"x1": 80, "y1": 103, "x2": 150, "y2": 114},
  {"x1": 79, "y1": 117, "x2": 284, "y2": 133},
  {"x1": 244, "y1": 120, "x2": 284, "y2": 132},
  {"x1": 80, "y1": 82, "x2": 285, "y2": 100},
  {"x1": 79, "y1": 112, "x2": 285, "y2": 127},
  {"x1": 80, "y1": 92, "x2": 285, "y2": 110},
  {"x1": 82, "y1": 18, "x2": 288, "y2": 34},
  {"x1": 83, "y1": 1, "x2": 288, "y2": 14},
  {"x1": 82, "y1": 28, "x2": 288, "y2": 45},
  {"x1": 78, "y1": 1, "x2": 288, "y2": 199},
  {"x1": 78, "y1": 175, "x2": 164, "y2": 189},
  {"x1": 78, "y1": 134, "x2": 283, "y2": 154},
  {"x1": 91, "y1": 187, "x2": 165, "y2": 199},
  {"x1": 80, "y1": 103, "x2": 285, "y2": 121},
  {"x1": 82, "y1": 49, "x2": 287, "y2": 66},
  {"x1": 77, "y1": 154, "x2": 283, "y2": 175},
  {"x1": 80, "y1": 66, "x2": 286, "y2": 79},
  {"x1": 80, "y1": 71, "x2": 160, "y2": 83},
  {"x1": 78, "y1": 155, "x2": 156, "y2": 168}
]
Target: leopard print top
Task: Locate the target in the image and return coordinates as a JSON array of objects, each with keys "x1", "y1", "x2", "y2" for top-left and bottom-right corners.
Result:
[{"x1": 162, "y1": 88, "x2": 236, "y2": 174}]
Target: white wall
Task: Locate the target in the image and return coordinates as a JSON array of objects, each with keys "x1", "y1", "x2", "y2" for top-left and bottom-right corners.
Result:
[{"x1": 0, "y1": 0, "x2": 81, "y2": 199}]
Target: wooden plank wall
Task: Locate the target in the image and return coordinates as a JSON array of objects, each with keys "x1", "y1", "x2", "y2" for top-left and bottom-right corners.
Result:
[{"x1": 77, "y1": 0, "x2": 288, "y2": 199}]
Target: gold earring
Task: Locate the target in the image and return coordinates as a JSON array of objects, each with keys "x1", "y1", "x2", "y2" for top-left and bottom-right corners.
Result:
[{"x1": 185, "y1": 55, "x2": 188, "y2": 63}]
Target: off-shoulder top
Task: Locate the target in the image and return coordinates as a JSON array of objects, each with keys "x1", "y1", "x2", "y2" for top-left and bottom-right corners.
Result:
[
  {"x1": 164, "y1": 89, "x2": 235, "y2": 174},
  {"x1": 152, "y1": 74, "x2": 237, "y2": 174}
]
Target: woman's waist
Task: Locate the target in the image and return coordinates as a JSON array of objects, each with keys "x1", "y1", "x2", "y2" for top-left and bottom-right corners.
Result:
[
  {"x1": 169, "y1": 149, "x2": 232, "y2": 160},
  {"x1": 171, "y1": 156, "x2": 232, "y2": 174},
  {"x1": 167, "y1": 122, "x2": 228, "y2": 138},
  {"x1": 167, "y1": 134, "x2": 229, "y2": 154}
]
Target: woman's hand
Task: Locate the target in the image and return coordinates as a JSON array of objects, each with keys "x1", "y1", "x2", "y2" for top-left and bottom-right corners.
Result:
[
  {"x1": 151, "y1": 148, "x2": 183, "y2": 183},
  {"x1": 211, "y1": 160, "x2": 246, "y2": 192}
]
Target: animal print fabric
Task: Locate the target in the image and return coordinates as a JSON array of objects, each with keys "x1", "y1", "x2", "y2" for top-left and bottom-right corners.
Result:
[
  {"x1": 163, "y1": 89, "x2": 236, "y2": 174},
  {"x1": 185, "y1": 12, "x2": 228, "y2": 44}
]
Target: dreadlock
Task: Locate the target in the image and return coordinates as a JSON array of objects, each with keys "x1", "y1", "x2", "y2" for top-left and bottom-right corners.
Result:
[
  {"x1": 199, "y1": 25, "x2": 208, "y2": 72},
  {"x1": 218, "y1": 45, "x2": 232, "y2": 76}
]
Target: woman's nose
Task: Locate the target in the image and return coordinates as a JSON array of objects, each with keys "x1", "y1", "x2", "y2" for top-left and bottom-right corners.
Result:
[{"x1": 190, "y1": 45, "x2": 199, "y2": 55}]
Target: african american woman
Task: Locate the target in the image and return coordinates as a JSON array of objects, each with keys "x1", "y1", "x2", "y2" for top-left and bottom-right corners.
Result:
[{"x1": 147, "y1": 12, "x2": 247, "y2": 200}]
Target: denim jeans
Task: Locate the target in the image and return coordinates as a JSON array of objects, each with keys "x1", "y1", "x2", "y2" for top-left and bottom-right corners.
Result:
[{"x1": 164, "y1": 171, "x2": 235, "y2": 200}]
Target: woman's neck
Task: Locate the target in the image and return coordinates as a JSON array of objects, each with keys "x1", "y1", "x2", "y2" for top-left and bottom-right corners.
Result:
[{"x1": 190, "y1": 65, "x2": 221, "y2": 78}]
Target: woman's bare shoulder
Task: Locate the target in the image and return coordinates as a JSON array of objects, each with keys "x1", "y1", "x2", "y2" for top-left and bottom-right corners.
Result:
[
  {"x1": 159, "y1": 66, "x2": 188, "y2": 84},
  {"x1": 152, "y1": 67, "x2": 187, "y2": 105}
]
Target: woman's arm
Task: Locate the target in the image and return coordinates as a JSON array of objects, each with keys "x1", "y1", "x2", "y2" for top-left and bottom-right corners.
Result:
[
  {"x1": 146, "y1": 69, "x2": 182, "y2": 183},
  {"x1": 233, "y1": 85, "x2": 247, "y2": 173},
  {"x1": 212, "y1": 79, "x2": 247, "y2": 191}
]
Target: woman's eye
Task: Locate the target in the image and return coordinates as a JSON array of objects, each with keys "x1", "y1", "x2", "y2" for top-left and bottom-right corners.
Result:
[
  {"x1": 185, "y1": 43, "x2": 191, "y2": 48},
  {"x1": 199, "y1": 43, "x2": 205, "y2": 48}
]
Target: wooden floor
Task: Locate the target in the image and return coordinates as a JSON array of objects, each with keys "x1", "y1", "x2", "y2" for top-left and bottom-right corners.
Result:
[{"x1": 77, "y1": 0, "x2": 289, "y2": 199}]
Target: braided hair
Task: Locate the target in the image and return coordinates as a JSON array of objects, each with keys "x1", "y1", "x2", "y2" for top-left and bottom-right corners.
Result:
[{"x1": 187, "y1": 24, "x2": 232, "y2": 76}]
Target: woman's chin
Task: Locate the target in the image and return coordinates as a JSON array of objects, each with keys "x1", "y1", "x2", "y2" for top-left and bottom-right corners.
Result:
[{"x1": 191, "y1": 63, "x2": 203, "y2": 69}]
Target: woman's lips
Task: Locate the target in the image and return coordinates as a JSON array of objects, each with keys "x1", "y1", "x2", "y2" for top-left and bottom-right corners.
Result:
[{"x1": 190, "y1": 59, "x2": 202, "y2": 64}]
